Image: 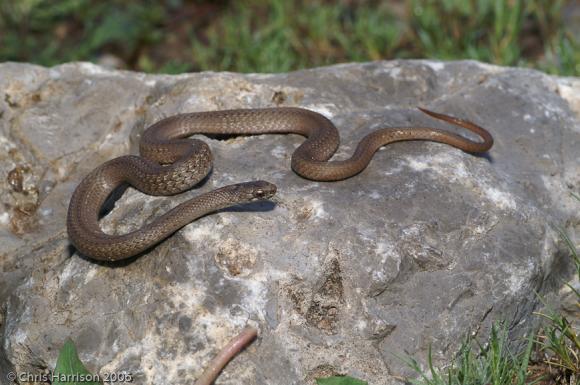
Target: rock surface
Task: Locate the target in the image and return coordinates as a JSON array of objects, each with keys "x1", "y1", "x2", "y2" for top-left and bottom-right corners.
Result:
[{"x1": 0, "y1": 60, "x2": 578, "y2": 385}]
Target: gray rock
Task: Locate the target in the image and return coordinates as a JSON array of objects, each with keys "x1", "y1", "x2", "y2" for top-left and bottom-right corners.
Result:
[{"x1": 0, "y1": 60, "x2": 578, "y2": 385}]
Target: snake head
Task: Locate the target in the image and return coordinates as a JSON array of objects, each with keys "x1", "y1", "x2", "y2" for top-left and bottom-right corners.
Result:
[
  {"x1": 252, "y1": 180, "x2": 276, "y2": 201},
  {"x1": 247, "y1": 180, "x2": 277, "y2": 201}
]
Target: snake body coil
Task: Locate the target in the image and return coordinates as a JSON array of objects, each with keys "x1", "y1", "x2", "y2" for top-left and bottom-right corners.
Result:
[{"x1": 67, "y1": 107, "x2": 493, "y2": 261}]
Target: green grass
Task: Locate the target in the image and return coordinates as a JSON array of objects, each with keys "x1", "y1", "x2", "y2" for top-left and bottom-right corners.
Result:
[
  {"x1": 401, "y1": 325, "x2": 536, "y2": 385},
  {"x1": 0, "y1": 0, "x2": 578, "y2": 75},
  {"x1": 408, "y1": 0, "x2": 568, "y2": 72}
]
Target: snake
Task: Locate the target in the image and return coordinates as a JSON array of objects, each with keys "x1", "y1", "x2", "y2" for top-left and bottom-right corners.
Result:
[{"x1": 67, "y1": 107, "x2": 493, "y2": 262}]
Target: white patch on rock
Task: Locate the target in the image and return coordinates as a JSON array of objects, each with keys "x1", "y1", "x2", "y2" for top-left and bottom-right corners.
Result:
[
  {"x1": 371, "y1": 241, "x2": 401, "y2": 284},
  {"x1": 143, "y1": 78, "x2": 157, "y2": 87},
  {"x1": 401, "y1": 224, "x2": 421, "y2": 237},
  {"x1": 503, "y1": 259, "x2": 535, "y2": 295},
  {"x1": 59, "y1": 260, "x2": 78, "y2": 286},
  {"x1": 309, "y1": 200, "x2": 328, "y2": 219},
  {"x1": 237, "y1": 270, "x2": 275, "y2": 317},
  {"x1": 271, "y1": 145, "x2": 287, "y2": 159},
  {"x1": 357, "y1": 228, "x2": 376, "y2": 242},
  {"x1": 0, "y1": 211, "x2": 9, "y2": 225},
  {"x1": 184, "y1": 94, "x2": 203, "y2": 107},
  {"x1": 556, "y1": 79, "x2": 580, "y2": 125},
  {"x1": 368, "y1": 190, "x2": 381, "y2": 199},
  {"x1": 0, "y1": 134, "x2": 15, "y2": 150},
  {"x1": 406, "y1": 153, "x2": 468, "y2": 178},
  {"x1": 306, "y1": 103, "x2": 338, "y2": 119},
  {"x1": 424, "y1": 61, "x2": 445, "y2": 71},
  {"x1": 375, "y1": 241, "x2": 397, "y2": 264},
  {"x1": 182, "y1": 220, "x2": 224, "y2": 243},
  {"x1": 484, "y1": 187, "x2": 517, "y2": 210},
  {"x1": 382, "y1": 162, "x2": 405, "y2": 176},
  {"x1": 78, "y1": 62, "x2": 120, "y2": 76},
  {"x1": 83, "y1": 268, "x2": 97, "y2": 284},
  {"x1": 388, "y1": 67, "x2": 402, "y2": 78},
  {"x1": 215, "y1": 172, "x2": 237, "y2": 183},
  {"x1": 371, "y1": 269, "x2": 385, "y2": 281},
  {"x1": 406, "y1": 158, "x2": 429, "y2": 172},
  {"x1": 472, "y1": 61, "x2": 505, "y2": 73},
  {"x1": 356, "y1": 319, "x2": 367, "y2": 331}
]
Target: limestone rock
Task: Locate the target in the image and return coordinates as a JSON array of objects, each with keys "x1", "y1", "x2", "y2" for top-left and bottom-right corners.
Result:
[{"x1": 0, "y1": 60, "x2": 578, "y2": 384}]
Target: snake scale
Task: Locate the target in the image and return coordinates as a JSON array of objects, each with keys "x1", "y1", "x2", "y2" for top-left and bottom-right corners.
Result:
[{"x1": 67, "y1": 107, "x2": 493, "y2": 261}]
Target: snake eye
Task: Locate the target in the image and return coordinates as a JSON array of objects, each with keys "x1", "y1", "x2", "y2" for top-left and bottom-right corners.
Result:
[{"x1": 254, "y1": 189, "x2": 265, "y2": 198}]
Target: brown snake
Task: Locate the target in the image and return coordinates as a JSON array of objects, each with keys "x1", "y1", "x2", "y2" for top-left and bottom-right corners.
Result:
[{"x1": 67, "y1": 107, "x2": 493, "y2": 262}]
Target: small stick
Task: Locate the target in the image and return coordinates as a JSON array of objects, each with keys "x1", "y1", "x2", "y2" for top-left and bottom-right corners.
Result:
[{"x1": 194, "y1": 326, "x2": 258, "y2": 385}]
